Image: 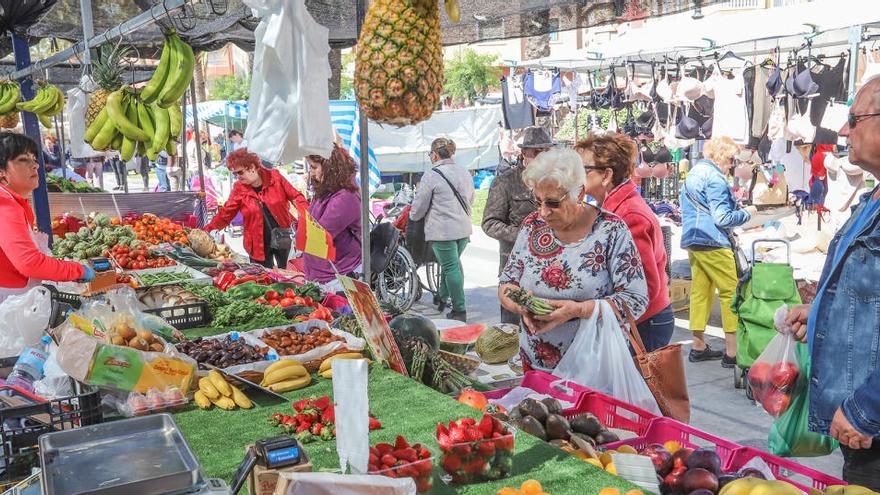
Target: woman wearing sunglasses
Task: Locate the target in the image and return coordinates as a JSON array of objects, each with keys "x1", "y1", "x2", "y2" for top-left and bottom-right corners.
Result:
[
  {"x1": 577, "y1": 134, "x2": 672, "y2": 352},
  {"x1": 497, "y1": 148, "x2": 649, "y2": 372},
  {"x1": 203, "y1": 148, "x2": 308, "y2": 268},
  {"x1": 0, "y1": 132, "x2": 94, "y2": 302}
]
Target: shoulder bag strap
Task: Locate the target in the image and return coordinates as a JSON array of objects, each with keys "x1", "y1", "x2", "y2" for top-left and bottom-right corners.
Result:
[
  {"x1": 433, "y1": 167, "x2": 471, "y2": 216},
  {"x1": 607, "y1": 299, "x2": 647, "y2": 356},
  {"x1": 682, "y1": 180, "x2": 712, "y2": 216}
]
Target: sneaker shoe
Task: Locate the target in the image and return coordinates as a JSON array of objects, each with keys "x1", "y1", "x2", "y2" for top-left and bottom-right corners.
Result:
[
  {"x1": 688, "y1": 345, "x2": 723, "y2": 362},
  {"x1": 446, "y1": 310, "x2": 467, "y2": 322},
  {"x1": 721, "y1": 354, "x2": 737, "y2": 368}
]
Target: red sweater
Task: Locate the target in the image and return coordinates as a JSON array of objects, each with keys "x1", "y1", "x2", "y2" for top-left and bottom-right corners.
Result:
[
  {"x1": 0, "y1": 184, "x2": 84, "y2": 288},
  {"x1": 204, "y1": 168, "x2": 308, "y2": 261},
  {"x1": 603, "y1": 180, "x2": 670, "y2": 323}
]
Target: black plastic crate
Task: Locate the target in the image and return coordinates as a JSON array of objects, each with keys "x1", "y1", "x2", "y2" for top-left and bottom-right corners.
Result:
[
  {"x1": 42, "y1": 285, "x2": 84, "y2": 310},
  {"x1": 144, "y1": 300, "x2": 210, "y2": 330},
  {"x1": 0, "y1": 378, "x2": 102, "y2": 483}
]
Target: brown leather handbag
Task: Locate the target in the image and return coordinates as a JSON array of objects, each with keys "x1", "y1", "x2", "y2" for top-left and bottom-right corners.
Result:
[{"x1": 613, "y1": 303, "x2": 691, "y2": 423}]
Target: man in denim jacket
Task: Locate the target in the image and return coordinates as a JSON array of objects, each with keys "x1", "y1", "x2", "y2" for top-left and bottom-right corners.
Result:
[{"x1": 786, "y1": 78, "x2": 880, "y2": 489}]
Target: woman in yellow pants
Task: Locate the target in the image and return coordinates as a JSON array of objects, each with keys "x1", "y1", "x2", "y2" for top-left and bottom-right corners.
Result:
[{"x1": 679, "y1": 137, "x2": 757, "y2": 367}]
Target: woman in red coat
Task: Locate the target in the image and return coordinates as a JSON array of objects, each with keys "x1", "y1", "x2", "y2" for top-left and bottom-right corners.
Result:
[
  {"x1": 0, "y1": 133, "x2": 93, "y2": 302},
  {"x1": 204, "y1": 149, "x2": 308, "y2": 268},
  {"x1": 578, "y1": 134, "x2": 673, "y2": 351}
]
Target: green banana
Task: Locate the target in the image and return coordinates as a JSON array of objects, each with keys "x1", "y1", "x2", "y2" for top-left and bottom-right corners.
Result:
[
  {"x1": 105, "y1": 89, "x2": 150, "y2": 142},
  {"x1": 149, "y1": 104, "x2": 170, "y2": 154},
  {"x1": 167, "y1": 102, "x2": 182, "y2": 137},
  {"x1": 91, "y1": 115, "x2": 118, "y2": 150},
  {"x1": 38, "y1": 113, "x2": 52, "y2": 129},
  {"x1": 136, "y1": 101, "x2": 155, "y2": 144},
  {"x1": 121, "y1": 136, "x2": 135, "y2": 161},
  {"x1": 146, "y1": 148, "x2": 159, "y2": 161},
  {"x1": 45, "y1": 86, "x2": 64, "y2": 116},
  {"x1": 140, "y1": 33, "x2": 174, "y2": 104},
  {"x1": 0, "y1": 83, "x2": 20, "y2": 114},
  {"x1": 165, "y1": 137, "x2": 177, "y2": 156},
  {"x1": 17, "y1": 86, "x2": 54, "y2": 114},
  {"x1": 111, "y1": 132, "x2": 123, "y2": 150},
  {"x1": 84, "y1": 107, "x2": 108, "y2": 143},
  {"x1": 121, "y1": 96, "x2": 140, "y2": 161},
  {"x1": 158, "y1": 35, "x2": 195, "y2": 108}
]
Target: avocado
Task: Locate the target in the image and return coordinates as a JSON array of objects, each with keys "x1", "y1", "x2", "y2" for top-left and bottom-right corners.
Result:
[
  {"x1": 593, "y1": 428, "x2": 620, "y2": 445},
  {"x1": 518, "y1": 398, "x2": 549, "y2": 424},
  {"x1": 570, "y1": 413, "x2": 603, "y2": 437},
  {"x1": 545, "y1": 414, "x2": 572, "y2": 441},
  {"x1": 541, "y1": 397, "x2": 563, "y2": 415},
  {"x1": 519, "y1": 415, "x2": 547, "y2": 441}
]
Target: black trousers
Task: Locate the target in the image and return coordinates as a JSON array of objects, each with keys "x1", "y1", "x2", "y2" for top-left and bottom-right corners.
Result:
[
  {"x1": 842, "y1": 443, "x2": 880, "y2": 491},
  {"x1": 251, "y1": 248, "x2": 290, "y2": 269}
]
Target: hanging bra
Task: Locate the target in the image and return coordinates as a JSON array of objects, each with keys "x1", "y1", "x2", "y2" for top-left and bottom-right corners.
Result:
[
  {"x1": 640, "y1": 144, "x2": 656, "y2": 163},
  {"x1": 625, "y1": 65, "x2": 654, "y2": 102},
  {"x1": 766, "y1": 66, "x2": 783, "y2": 97},
  {"x1": 676, "y1": 103, "x2": 701, "y2": 140},
  {"x1": 785, "y1": 67, "x2": 819, "y2": 98},
  {"x1": 654, "y1": 145, "x2": 673, "y2": 163},
  {"x1": 524, "y1": 69, "x2": 561, "y2": 111}
]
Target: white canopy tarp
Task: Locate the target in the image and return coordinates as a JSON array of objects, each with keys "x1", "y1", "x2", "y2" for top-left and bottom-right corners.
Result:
[{"x1": 368, "y1": 105, "x2": 502, "y2": 173}]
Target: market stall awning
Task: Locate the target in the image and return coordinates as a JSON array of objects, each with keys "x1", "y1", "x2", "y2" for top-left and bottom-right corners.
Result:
[{"x1": 184, "y1": 100, "x2": 248, "y2": 131}]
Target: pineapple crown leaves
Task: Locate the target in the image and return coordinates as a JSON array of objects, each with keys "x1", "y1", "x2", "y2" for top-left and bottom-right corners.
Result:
[{"x1": 91, "y1": 43, "x2": 133, "y2": 91}]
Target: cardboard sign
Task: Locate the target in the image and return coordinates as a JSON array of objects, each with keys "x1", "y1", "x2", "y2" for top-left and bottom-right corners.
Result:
[{"x1": 335, "y1": 275, "x2": 408, "y2": 376}]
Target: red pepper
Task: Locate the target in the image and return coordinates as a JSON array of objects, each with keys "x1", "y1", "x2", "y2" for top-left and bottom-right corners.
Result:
[{"x1": 214, "y1": 272, "x2": 237, "y2": 291}]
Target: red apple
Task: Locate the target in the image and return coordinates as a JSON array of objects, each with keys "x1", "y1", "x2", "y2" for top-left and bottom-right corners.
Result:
[
  {"x1": 671, "y1": 447, "x2": 694, "y2": 470},
  {"x1": 685, "y1": 448, "x2": 722, "y2": 475},
  {"x1": 763, "y1": 391, "x2": 792, "y2": 416},
  {"x1": 682, "y1": 468, "x2": 719, "y2": 493},
  {"x1": 641, "y1": 443, "x2": 673, "y2": 476},
  {"x1": 739, "y1": 467, "x2": 767, "y2": 479},
  {"x1": 662, "y1": 466, "x2": 688, "y2": 495},
  {"x1": 770, "y1": 361, "x2": 799, "y2": 391}
]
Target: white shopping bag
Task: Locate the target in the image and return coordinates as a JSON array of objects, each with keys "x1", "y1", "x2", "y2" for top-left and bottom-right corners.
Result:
[
  {"x1": 0, "y1": 286, "x2": 52, "y2": 357},
  {"x1": 553, "y1": 299, "x2": 661, "y2": 415}
]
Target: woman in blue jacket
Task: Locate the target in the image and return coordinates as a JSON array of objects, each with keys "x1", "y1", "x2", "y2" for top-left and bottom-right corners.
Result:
[{"x1": 680, "y1": 137, "x2": 756, "y2": 367}]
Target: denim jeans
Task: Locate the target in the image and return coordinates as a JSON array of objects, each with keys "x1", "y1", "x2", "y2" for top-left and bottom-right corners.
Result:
[
  {"x1": 154, "y1": 161, "x2": 170, "y2": 192},
  {"x1": 841, "y1": 444, "x2": 880, "y2": 491},
  {"x1": 636, "y1": 304, "x2": 675, "y2": 352}
]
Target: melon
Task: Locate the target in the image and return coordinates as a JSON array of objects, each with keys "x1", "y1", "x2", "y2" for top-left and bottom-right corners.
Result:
[
  {"x1": 439, "y1": 324, "x2": 484, "y2": 354},
  {"x1": 475, "y1": 324, "x2": 520, "y2": 364}
]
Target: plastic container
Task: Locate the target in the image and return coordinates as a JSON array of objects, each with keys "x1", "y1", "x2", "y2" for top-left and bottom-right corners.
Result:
[
  {"x1": 600, "y1": 418, "x2": 742, "y2": 469},
  {"x1": 143, "y1": 300, "x2": 210, "y2": 330},
  {"x1": 368, "y1": 445, "x2": 434, "y2": 494},
  {"x1": 116, "y1": 387, "x2": 189, "y2": 417},
  {"x1": 725, "y1": 446, "x2": 845, "y2": 491},
  {"x1": 563, "y1": 391, "x2": 658, "y2": 438},
  {"x1": 483, "y1": 370, "x2": 593, "y2": 409},
  {"x1": 6, "y1": 337, "x2": 52, "y2": 394},
  {"x1": 437, "y1": 425, "x2": 516, "y2": 484}
]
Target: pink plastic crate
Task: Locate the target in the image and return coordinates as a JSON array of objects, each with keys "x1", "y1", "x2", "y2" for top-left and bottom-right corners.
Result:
[
  {"x1": 725, "y1": 447, "x2": 845, "y2": 491},
  {"x1": 483, "y1": 371, "x2": 593, "y2": 407},
  {"x1": 562, "y1": 391, "x2": 658, "y2": 437},
  {"x1": 600, "y1": 418, "x2": 742, "y2": 469}
]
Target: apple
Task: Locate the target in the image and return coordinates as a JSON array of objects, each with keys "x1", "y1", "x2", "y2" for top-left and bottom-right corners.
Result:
[
  {"x1": 770, "y1": 361, "x2": 799, "y2": 391},
  {"x1": 641, "y1": 443, "x2": 673, "y2": 476},
  {"x1": 682, "y1": 468, "x2": 719, "y2": 493},
  {"x1": 671, "y1": 447, "x2": 694, "y2": 470},
  {"x1": 685, "y1": 448, "x2": 722, "y2": 475},
  {"x1": 661, "y1": 466, "x2": 688, "y2": 495},
  {"x1": 763, "y1": 391, "x2": 792, "y2": 416}
]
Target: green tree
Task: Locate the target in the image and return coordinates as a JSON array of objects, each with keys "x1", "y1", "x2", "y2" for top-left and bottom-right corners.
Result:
[
  {"x1": 443, "y1": 48, "x2": 501, "y2": 104},
  {"x1": 209, "y1": 74, "x2": 251, "y2": 101},
  {"x1": 339, "y1": 51, "x2": 356, "y2": 100}
]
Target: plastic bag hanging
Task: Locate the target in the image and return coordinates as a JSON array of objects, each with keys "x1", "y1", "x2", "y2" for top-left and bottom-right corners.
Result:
[{"x1": 747, "y1": 305, "x2": 802, "y2": 417}]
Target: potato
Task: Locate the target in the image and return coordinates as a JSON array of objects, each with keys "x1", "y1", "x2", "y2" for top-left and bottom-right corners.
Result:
[
  {"x1": 128, "y1": 337, "x2": 150, "y2": 351},
  {"x1": 149, "y1": 343, "x2": 164, "y2": 352},
  {"x1": 111, "y1": 335, "x2": 126, "y2": 346},
  {"x1": 117, "y1": 325, "x2": 137, "y2": 340},
  {"x1": 137, "y1": 330, "x2": 155, "y2": 343}
]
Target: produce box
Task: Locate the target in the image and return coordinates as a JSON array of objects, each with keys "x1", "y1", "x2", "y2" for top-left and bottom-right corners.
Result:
[
  {"x1": 131, "y1": 265, "x2": 212, "y2": 287},
  {"x1": 669, "y1": 279, "x2": 691, "y2": 313}
]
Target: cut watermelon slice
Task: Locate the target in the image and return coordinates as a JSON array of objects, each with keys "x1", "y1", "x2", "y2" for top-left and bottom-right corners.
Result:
[{"x1": 440, "y1": 324, "x2": 485, "y2": 344}]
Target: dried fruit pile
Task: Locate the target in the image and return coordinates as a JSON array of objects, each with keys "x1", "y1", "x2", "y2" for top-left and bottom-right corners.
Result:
[
  {"x1": 259, "y1": 326, "x2": 344, "y2": 356},
  {"x1": 175, "y1": 335, "x2": 271, "y2": 368},
  {"x1": 368, "y1": 435, "x2": 433, "y2": 494},
  {"x1": 436, "y1": 414, "x2": 515, "y2": 484},
  {"x1": 270, "y1": 395, "x2": 382, "y2": 444}
]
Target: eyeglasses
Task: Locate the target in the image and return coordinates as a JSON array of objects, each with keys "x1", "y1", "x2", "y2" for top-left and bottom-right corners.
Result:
[
  {"x1": 847, "y1": 112, "x2": 880, "y2": 129},
  {"x1": 531, "y1": 191, "x2": 569, "y2": 209},
  {"x1": 231, "y1": 168, "x2": 246, "y2": 177},
  {"x1": 583, "y1": 165, "x2": 611, "y2": 172}
]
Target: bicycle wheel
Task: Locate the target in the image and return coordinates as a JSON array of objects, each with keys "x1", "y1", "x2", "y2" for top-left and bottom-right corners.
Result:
[
  {"x1": 376, "y1": 246, "x2": 419, "y2": 312},
  {"x1": 424, "y1": 261, "x2": 442, "y2": 295}
]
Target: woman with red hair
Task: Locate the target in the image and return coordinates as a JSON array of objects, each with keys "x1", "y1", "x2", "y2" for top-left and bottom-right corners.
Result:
[{"x1": 203, "y1": 148, "x2": 308, "y2": 267}]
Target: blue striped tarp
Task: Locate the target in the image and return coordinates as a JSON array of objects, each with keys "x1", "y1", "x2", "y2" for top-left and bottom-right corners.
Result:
[{"x1": 329, "y1": 100, "x2": 382, "y2": 197}]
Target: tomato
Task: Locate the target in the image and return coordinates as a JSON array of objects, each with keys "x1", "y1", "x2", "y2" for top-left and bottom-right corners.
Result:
[
  {"x1": 264, "y1": 290, "x2": 280, "y2": 301},
  {"x1": 279, "y1": 298, "x2": 295, "y2": 308},
  {"x1": 304, "y1": 296, "x2": 314, "y2": 306},
  {"x1": 291, "y1": 296, "x2": 305, "y2": 306},
  {"x1": 268, "y1": 299, "x2": 280, "y2": 307},
  {"x1": 284, "y1": 289, "x2": 296, "y2": 299}
]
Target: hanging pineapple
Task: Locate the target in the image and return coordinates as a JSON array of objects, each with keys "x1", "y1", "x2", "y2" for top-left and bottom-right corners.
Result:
[
  {"x1": 354, "y1": 0, "x2": 460, "y2": 127},
  {"x1": 0, "y1": 113, "x2": 19, "y2": 129},
  {"x1": 86, "y1": 44, "x2": 131, "y2": 128}
]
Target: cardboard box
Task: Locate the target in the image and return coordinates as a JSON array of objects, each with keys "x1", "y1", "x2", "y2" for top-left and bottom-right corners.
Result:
[
  {"x1": 245, "y1": 445, "x2": 312, "y2": 495},
  {"x1": 669, "y1": 278, "x2": 691, "y2": 313},
  {"x1": 85, "y1": 270, "x2": 117, "y2": 295}
]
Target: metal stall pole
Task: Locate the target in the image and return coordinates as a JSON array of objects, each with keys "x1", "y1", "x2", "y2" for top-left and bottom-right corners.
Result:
[
  {"x1": 356, "y1": 0, "x2": 371, "y2": 284},
  {"x1": 190, "y1": 82, "x2": 208, "y2": 226},
  {"x1": 847, "y1": 25, "x2": 863, "y2": 104},
  {"x1": 180, "y1": 90, "x2": 188, "y2": 192},
  {"x1": 56, "y1": 108, "x2": 68, "y2": 180},
  {"x1": 11, "y1": 34, "x2": 52, "y2": 239}
]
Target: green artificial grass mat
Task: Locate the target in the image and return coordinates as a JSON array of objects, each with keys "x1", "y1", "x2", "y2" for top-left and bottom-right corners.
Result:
[{"x1": 173, "y1": 366, "x2": 639, "y2": 494}]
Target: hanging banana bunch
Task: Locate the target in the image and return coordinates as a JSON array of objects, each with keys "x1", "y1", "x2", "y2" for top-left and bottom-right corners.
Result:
[
  {"x1": 0, "y1": 82, "x2": 21, "y2": 129},
  {"x1": 16, "y1": 81, "x2": 64, "y2": 129},
  {"x1": 140, "y1": 30, "x2": 195, "y2": 108}
]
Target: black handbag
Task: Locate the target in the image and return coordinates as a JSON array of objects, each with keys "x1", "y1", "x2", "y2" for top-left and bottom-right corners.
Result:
[{"x1": 256, "y1": 199, "x2": 293, "y2": 252}]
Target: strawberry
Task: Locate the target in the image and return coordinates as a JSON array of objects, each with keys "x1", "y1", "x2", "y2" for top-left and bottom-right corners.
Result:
[
  {"x1": 320, "y1": 427, "x2": 335, "y2": 441},
  {"x1": 393, "y1": 448, "x2": 417, "y2": 463},
  {"x1": 368, "y1": 464, "x2": 378, "y2": 473},
  {"x1": 466, "y1": 425, "x2": 483, "y2": 442},
  {"x1": 415, "y1": 478, "x2": 432, "y2": 493},
  {"x1": 478, "y1": 415, "x2": 494, "y2": 439},
  {"x1": 313, "y1": 396, "x2": 331, "y2": 411},
  {"x1": 418, "y1": 447, "x2": 431, "y2": 460},
  {"x1": 310, "y1": 423, "x2": 324, "y2": 436},
  {"x1": 414, "y1": 459, "x2": 432, "y2": 475},
  {"x1": 292, "y1": 399, "x2": 310, "y2": 411},
  {"x1": 293, "y1": 413, "x2": 306, "y2": 424},
  {"x1": 458, "y1": 418, "x2": 476, "y2": 427},
  {"x1": 463, "y1": 458, "x2": 485, "y2": 475},
  {"x1": 394, "y1": 435, "x2": 410, "y2": 450},
  {"x1": 295, "y1": 422, "x2": 310, "y2": 434},
  {"x1": 437, "y1": 432, "x2": 452, "y2": 451},
  {"x1": 442, "y1": 454, "x2": 462, "y2": 472},
  {"x1": 492, "y1": 416, "x2": 505, "y2": 434},
  {"x1": 281, "y1": 416, "x2": 296, "y2": 425},
  {"x1": 476, "y1": 440, "x2": 495, "y2": 457},
  {"x1": 321, "y1": 406, "x2": 335, "y2": 425},
  {"x1": 375, "y1": 443, "x2": 394, "y2": 455},
  {"x1": 369, "y1": 453, "x2": 379, "y2": 466},
  {"x1": 369, "y1": 417, "x2": 382, "y2": 431},
  {"x1": 270, "y1": 413, "x2": 283, "y2": 425},
  {"x1": 380, "y1": 454, "x2": 397, "y2": 466},
  {"x1": 436, "y1": 422, "x2": 449, "y2": 438},
  {"x1": 450, "y1": 427, "x2": 468, "y2": 445}
]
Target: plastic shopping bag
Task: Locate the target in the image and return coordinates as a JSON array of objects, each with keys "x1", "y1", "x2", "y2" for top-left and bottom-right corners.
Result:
[
  {"x1": 553, "y1": 299, "x2": 661, "y2": 415},
  {"x1": 0, "y1": 286, "x2": 52, "y2": 357},
  {"x1": 768, "y1": 340, "x2": 838, "y2": 457},
  {"x1": 748, "y1": 306, "x2": 802, "y2": 417}
]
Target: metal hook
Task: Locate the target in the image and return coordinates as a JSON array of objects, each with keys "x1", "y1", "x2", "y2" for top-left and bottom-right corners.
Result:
[{"x1": 206, "y1": 0, "x2": 229, "y2": 16}]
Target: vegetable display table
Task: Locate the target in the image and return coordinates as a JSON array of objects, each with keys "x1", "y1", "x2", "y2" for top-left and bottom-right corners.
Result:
[{"x1": 174, "y1": 366, "x2": 639, "y2": 494}]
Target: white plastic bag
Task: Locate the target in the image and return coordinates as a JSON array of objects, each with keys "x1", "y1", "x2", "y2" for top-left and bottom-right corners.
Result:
[
  {"x1": 66, "y1": 82, "x2": 102, "y2": 159},
  {"x1": 276, "y1": 472, "x2": 415, "y2": 495},
  {"x1": 553, "y1": 299, "x2": 661, "y2": 415},
  {"x1": 0, "y1": 286, "x2": 52, "y2": 357}
]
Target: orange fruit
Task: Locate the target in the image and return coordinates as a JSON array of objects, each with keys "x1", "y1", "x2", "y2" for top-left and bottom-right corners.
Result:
[
  {"x1": 598, "y1": 488, "x2": 621, "y2": 495},
  {"x1": 617, "y1": 445, "x2": 638, "y2": 455},
  {"x1": 663, "y1": 440, "x2": 683, "y2": 454},
  {"x1": 497, "y1": 489, "x2": 518, "y2": 495},
  {"x1": 520, "y1": 480, "x2": 542, "y2": 494},
  {"x1": 585, "y1": 458, "x2": 603, "y2": 468}
]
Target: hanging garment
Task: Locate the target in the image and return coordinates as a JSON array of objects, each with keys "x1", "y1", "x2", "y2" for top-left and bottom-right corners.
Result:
[
  {"x1": 858, "y1": 50, "x2": 880, "y2": 89},
  {"x1": 742, "y1": 65, "x2": 774, "y2": 148},
  {"x1": 823, "y1": 153, "x2": 867, "y2": 225},
  {"x1": 562, "y1": 73, "x2": 583, "y2": 112},
  {"x1": 770, "y1": 137, "x2": 810, "y2": 192},
  {"x1": 501, "y1": 75, "x2": 535, "y2": 130},
  {"x1": 523, "y1": 70, "x2": 561, "y2": 112},
  {"x1": 244, "y1": 0, "x2": 334, "y2": 162},
  {"x1": 711, "y1": 69, "x2": 749, "y2": 144}
]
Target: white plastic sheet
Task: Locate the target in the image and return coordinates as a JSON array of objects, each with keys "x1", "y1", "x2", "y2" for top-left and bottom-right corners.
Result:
[
  {"x1": 0, "y1": 286, "x2": 51, "y2": 357},
  {"x1": 276, "y1": 472, "x2": 415, "y2": 495},
  {"x1": 333, "y1": 358, "x2": 370, "y2": 475},
  {"x1": 553, "y1": 300, "x2": 661, "y2": 415}
]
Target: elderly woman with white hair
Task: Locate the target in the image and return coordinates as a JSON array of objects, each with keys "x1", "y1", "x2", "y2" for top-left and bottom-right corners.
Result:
[{"x1": 497, "y1": 148, "x2": 649, "y2": 373}]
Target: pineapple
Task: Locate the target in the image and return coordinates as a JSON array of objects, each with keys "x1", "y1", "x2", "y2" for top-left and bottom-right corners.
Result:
[
  {"x1": 354, "y1": 0, "x2": 446, "y2": 127},
  {"x1": 0, "y1": 112, "x2": 19, "y2": 129},
  {"x1": 86, "y1": 44, "x2": 130, "y2": 128}
]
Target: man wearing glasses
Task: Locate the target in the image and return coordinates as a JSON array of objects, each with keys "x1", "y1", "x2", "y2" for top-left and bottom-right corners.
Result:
[
  {"x1": 482, "y1": 126, "x2": 553, "y2": 324},
  {"x1": 783, "y1": 77, "x2": 880, "y2": 489}
]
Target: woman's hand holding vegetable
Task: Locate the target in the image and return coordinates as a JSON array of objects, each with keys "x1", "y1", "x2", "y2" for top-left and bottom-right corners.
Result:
[{"x1": 528, "y1": 299, "x2": 595, "y2": 335}]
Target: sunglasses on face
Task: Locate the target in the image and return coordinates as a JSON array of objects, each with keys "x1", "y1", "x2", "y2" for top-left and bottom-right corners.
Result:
[
  {"x1": 848, "y1": 112, "x2": 880, "y2": 129},
  {"x1": 583, "y1": 165, "x2": 611, "y2": 173},
  {"x1": 531, "y1": 190, "x2": 569, "y2": 209},
  {"x1": 231, "y1": 168, "x2": 247, "y2": 177}
]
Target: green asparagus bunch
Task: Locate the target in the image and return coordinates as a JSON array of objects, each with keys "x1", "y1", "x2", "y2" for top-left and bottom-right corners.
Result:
[{"x1": 505, "y1": 286, "x2": 554, "y2": 316}]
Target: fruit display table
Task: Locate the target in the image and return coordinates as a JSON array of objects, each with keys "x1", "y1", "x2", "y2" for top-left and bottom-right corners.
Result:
[{"x1": 173, "y1": 366, "x2": 639, "y2": 494}]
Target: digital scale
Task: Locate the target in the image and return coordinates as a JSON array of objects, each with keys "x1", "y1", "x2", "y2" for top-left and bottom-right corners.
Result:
[{"x1": 230, "y1": 436, "x2": 305, "y2": 494}]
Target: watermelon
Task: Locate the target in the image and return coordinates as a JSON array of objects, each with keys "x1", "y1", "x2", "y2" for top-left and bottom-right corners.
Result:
[{"x1": 439, "y1": 324, "x2": 485, "y2": 354}]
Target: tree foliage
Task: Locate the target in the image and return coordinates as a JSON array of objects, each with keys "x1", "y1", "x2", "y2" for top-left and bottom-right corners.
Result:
[
  {"x1": 209, "y1": 74, "x2": 251, "y2": 101},
  {"x1": 443, "y1": 48, "x2": 501, "y2": 103}
]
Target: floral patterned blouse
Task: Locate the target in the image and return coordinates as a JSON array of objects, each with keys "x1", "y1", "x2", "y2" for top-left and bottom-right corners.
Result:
[{"x1": 500, "y1": 209, "x2": 649, "y2": 372}]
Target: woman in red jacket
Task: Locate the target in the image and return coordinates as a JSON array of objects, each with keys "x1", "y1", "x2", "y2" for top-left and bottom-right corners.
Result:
[
  {"x1": 203, "y1": 149, "x2": 308, "y2": 268},
  {"x1": 0, "y1": 133, "x2": 94, "y2": 302},
  {"x1": 577, "y1": 134, "x2": 673, "y2": 351}
]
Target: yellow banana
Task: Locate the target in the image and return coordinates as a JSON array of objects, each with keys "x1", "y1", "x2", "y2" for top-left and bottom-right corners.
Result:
[
  {"x1": 720, "y1": 477, "x2": 763, "y2": 495},
  {"x1": 263, "y1": 358, "x2": 304, "y2": 377},
  {"x1": 319, "y1": 353, "x2": 366, "y2": 373},
  {"x1": 91, "y1": 116, "x2": 118, "y2": 150},
  {"x1": 140, "y1": 33, "x2": 174, "y2": 104},
  {"x1": 230, "y1": 385, "x2": 253, "y2": 409},
  {"x1": 0, "y1": 83, "x2": 20, "y2": 114},
  {"x1": 148, "y1": 104, "x2": 170, "y2": 154},
  {"x1": 211, "y1": 396, "x2": 236, "y2": 410},
  {"x1": 84, "y1": 107, "x2": 108, "y2": 143},
  {"x1": 267, "y1": 375, "x2": 312, "y2": 392},
  {"x1": 208, "y1": 370, "x2": 232, "y2": 397},
  {"x1": 445, "y1": 0, "x2": 461, "y2": 22},
  {"x1": 105, "y1": 89, "x2": 150, "y2": 142},
  {"x1": 320, "y1": 369, "x2": 332, "y2": 379},
  {"x1": 262, "y1": 365, "x2": 308, "y2": 386},
  {"x1": 194, "y1": 390, "x2": 212, "y2": 409},
  {"x1": 198, "y1": 377, "x2": 220, "y2": 400},
  {"x1": 159, "y1": 34, "x2": 195, "y2": 108}
]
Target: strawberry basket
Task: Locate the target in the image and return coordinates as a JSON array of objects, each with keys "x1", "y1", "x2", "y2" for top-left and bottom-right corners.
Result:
[
  {"x1": 368, "y1": 437, "x2": 435, "y2": 494},
  {"x1": 436, "y1": 415, "x2": 516, "y2": 484}
]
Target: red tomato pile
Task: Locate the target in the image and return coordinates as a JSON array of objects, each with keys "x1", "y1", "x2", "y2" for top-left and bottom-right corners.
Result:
[
  {"x1": 107, "y1": 244, "x2": 176, "y2": 270},
  {"x1": 256, "y1": 289, "x2": 334, "y2": 322}
]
